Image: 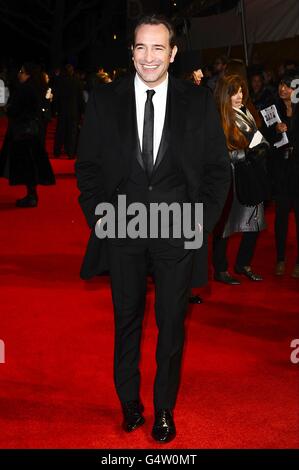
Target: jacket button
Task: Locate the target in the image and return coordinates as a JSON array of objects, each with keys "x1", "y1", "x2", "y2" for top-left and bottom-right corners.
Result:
[{"x1": 148, "y1": 185, "x2": 153, "y2": 191}]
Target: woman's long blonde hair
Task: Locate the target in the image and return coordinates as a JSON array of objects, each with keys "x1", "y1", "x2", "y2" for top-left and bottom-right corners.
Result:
[{"x1": 215, "y1": 74, "x2": 249, "y2": 150}]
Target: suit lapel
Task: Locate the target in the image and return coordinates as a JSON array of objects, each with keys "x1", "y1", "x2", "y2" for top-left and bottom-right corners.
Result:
[
  {"x1": 152, "y1": 89, "x2": 170, "y2": 173},
  {"x1": 152, "y1": 76, "x2": 187, "y2": 175},
  {"x1": 115, "y1": 75, "x2": 145, "y2": 172}
]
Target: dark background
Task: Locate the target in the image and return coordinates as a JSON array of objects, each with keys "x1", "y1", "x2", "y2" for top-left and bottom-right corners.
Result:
[{"x1": 0, "y1": 0, "x2": 238, "y2": 70}]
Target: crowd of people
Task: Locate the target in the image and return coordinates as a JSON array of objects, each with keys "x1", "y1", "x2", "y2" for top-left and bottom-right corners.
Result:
[
  {"x1": 180, "y1": 54, "x2": 299, "y2": 284},
  {"x1": 0, "y1": 52, "x2": 298, "y2": 275},
  {"x1": 0, "y1": 13, "x2": 298, "y2": 444},
  {"x1": 0, "y1": 55, "x2": 299, "y2": 280}
]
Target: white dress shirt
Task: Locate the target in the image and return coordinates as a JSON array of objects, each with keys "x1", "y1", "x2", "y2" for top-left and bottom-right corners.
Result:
[{"x1": 134, "y1": 73, "x2": 168, "y2": 163}]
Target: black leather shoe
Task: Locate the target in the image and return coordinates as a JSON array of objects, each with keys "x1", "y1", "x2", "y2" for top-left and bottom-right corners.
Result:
[
  {"x1": 121, "y1": 400, "x2": 145, "y2": 432},
  {"x1": 16, "y1": 195, "x2": 38, "y2": 208},
  {"x1": 234, "y1": 266, "x2": 263, "y2": 281},
  {"x1": 152, "y1": 409, "x2": 176, "y2": 443},
  {"x1": 189, "y1": 295, "x2": 203, "y2": 304},
  {"x1": 214, "y1": 271, "x2": 241, "y2": 285}
]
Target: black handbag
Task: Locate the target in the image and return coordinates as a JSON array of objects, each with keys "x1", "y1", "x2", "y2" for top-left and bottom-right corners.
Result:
[{"x1": 234, "y1": 143, "x2": 271, "y2": 206}]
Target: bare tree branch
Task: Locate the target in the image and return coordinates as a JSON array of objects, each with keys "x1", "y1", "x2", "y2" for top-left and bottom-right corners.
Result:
[
  {"x1": 63, "y1": 0, "x2": 84, "y2": 29},
  {"x1": 35, "y1": 0, "x2": 53, "y2": 15},
  {"x1": 0, "y1": 3, "x2": 49, "y2": 36},
  {"x1": 0, "y1": 0, "x2": 120, "y2": 67},
  {"x1": 63, "y1": 0, "x2": 100, "y2": 29},
  {"x1": 73, "y1": 4, "x2": 116, "y2": 54},
  {"x1": 0, "y1": 16, "x2": 48, "y2": 48},
  {"x1": 80, "y1": 0, "x2": 101, "y2": 11}
]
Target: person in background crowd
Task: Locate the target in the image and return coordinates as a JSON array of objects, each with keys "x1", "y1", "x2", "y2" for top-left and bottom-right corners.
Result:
[
  {"x1": 191, "y1": 68, "x2": 204, "y2": 86},
  {"x1": 88, "y1": 67, "x2": 112, "y2": 90},
  {"x1": 177, "y1": 51, "x2": 204, "y2": 87},
  {"x1": 53, "y1": 63, "x2": 84, "y2": 158},
  {"x1": 181, "y1": 67, "x2": 204, "y2": 86},
  {"x1": 277, "y1": 60, "x2": 298, "y2": 83},
  {"x1": 225, "y1": 59, "x2": 262, "y2": 128},
  {"x1": 202, "y1": 65, "x2": 213, "y2": 80},
  {"x1": 75, "y1": 70, "x2": 89, "y2": 103},
  {"x1": 263, "y1": 71, "x2": 299, "y2": 278},
  {"x1": 49, "y1": 67, "x2": 62, "y2": 116},
  {"x1": 250, "y1": 72, "x2": 274, "y2": 111},
  {"x1": 112, "y1": 68, "x2": 129, "y2": 82},
  {"x1": 206, "y1": 55, "x2": 228, "y2": 92},
  {"x1": 95, "y1": 68, "x2": 112, "y2": 85},
  {"x1": 0, "y1": 62, "x2": 55, "y2": 207},
  {"x1": 213, "y1": 74, "x2": 267, "y2": 285},
  {"x1": 263, "y1": 68, "x2": 277, "y2": 96},
  {"x1": 40, "y1": 71, "x2": 53, "y2": 147},
  {"x1": 0, "y1": 67, "x2": 10, "y2": 113},
  {"x1": 178, "y1": 52, "x2": 207, "y2": 305}
]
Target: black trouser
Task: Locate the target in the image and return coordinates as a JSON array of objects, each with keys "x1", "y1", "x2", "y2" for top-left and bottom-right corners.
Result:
[
  {"x1": 26, "y1": 185, "x2": 37, "y2": 198},
  {"x1": 108, "y1": 238, "x2": 193, "y2": 410},
  {"x1": 275, "y1": 196, "x2": 299, "y2": 263},
  {"x1": 54, "y1": 114, "x2": 78, "y2": 156},
  {"x1": 213, "y1": 231, "x2": 259, "y2": 273}
]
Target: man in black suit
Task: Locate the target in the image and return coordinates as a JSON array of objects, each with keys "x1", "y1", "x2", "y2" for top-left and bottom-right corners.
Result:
[{"x1": 76, "y1": 14, "x2": 230, "y2": 443}]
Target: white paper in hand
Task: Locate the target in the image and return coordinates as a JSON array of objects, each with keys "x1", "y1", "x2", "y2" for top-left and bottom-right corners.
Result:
[
  {"x1": 249, "y1": 130, "x2": 263, "y2": 148},
  {"x1": 261, "y1": 105, "x2": 280, "y2": 127},
  {"x1": 260, "y1": 104, "x2": 289, "y2": 148}
]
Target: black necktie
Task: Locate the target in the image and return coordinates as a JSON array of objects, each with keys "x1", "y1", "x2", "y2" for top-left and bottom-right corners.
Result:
[{"x1": 142, "y1": 89, "x2": 155, "y2": 177}]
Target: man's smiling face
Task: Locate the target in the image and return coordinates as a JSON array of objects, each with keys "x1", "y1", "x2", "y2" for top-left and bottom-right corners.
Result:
[{"x1": 132, "y1": 23, "x2": 177, "y2": 88}]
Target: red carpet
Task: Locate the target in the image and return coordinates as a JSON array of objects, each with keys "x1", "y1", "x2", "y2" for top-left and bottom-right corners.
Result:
[{"x1": 0, "y1": 117, "x2": 298, "y2": 449}]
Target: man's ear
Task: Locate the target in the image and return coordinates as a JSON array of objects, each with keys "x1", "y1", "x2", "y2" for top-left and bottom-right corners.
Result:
[{"x1": 170, "y1": 45, "x2": 178, "y2": 63}]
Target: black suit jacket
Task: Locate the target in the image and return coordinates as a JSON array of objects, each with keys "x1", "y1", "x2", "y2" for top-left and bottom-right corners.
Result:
[{"x1": 76, "y1": 74, "x2": 230, "y2": 282}]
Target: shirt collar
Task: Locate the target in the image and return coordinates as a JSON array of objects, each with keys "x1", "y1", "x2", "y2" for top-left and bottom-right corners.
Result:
[
  {"x1": 134, "y1": 72, "x2": 168, "y2": 96},
  {"x1": 233, "y1": 105, "x2": 244, "y2": 112}
]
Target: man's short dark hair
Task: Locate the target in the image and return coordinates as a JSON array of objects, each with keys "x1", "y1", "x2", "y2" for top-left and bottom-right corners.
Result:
[{"x1": 133, "y1": 14, "x2": 176, "y2": 48}]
